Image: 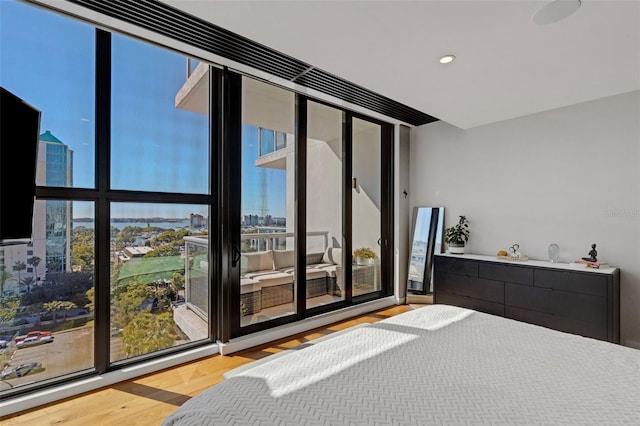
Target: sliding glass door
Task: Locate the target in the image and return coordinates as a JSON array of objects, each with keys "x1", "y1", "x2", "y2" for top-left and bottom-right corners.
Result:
[
  {"x1": 352, "y1": 118, "x2": 383, "y2": 297},
  {"x1": 239, "y1": 77, "x2": 295, "y2": 327}
]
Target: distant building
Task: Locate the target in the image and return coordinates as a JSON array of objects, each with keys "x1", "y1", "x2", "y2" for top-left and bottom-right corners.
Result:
[
  {"x1": 190, "y1": 213, "x2": 207, "y2": 228},
  {"x1": 36, "y1": 131, "x2": 73, "y2": 274},
  {"x1": 1, "y1": 131, "x2": 73, "y2": 291},
  {"x1": 119, "y1": 246, "x2": 154, "y2": 262}
]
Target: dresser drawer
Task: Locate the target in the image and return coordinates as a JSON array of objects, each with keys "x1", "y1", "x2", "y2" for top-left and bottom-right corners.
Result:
[
  {"x1": 434, "y1": 257, "x2": 478, "y2": 277},
  {"x1": 435, "y1": 272, "x2": 504, "y2": 303},
  {"x1": 436, "y1": 291, "x2": 505, "y2": 317},
  {"x1": 505, "y1": 306, "x2": 607, "y2": 341},
  {"x1": 505, "y1": 283, "x2": 606, "y2": 325},
  {"x1": 534, "y1": 269, "x2": 607, "y2": 296},
  {"x1": 479, "y1": 263, "x2": 533, "y2": 285}
]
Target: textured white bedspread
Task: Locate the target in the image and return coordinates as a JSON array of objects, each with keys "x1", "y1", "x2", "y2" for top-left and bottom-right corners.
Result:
[{"x1": 163, "y1": 304, "x2": 640, "y2": 425}]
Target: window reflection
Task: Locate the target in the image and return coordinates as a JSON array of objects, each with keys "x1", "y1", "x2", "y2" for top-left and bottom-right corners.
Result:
[{"x1": 240, "y1": 77, "x2": 294, "y2": 326}]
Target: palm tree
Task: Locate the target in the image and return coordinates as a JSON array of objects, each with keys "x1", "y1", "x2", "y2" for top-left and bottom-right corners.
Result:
[
  {"x1": 25, "y1": 302, "x2": 44, "y2": 325},
  {"x1": 27, "y1": 256, "x2": 41, "y2": 281},
  {"x1": 12, "y1": 261, "x2": 26, "y2": 284},
  {"x1": 0, "y1": 265, "x2": 15, "y2": 296},
  {"x1": 44, "y1": 300, "x2": 64, "y2": 322},
  {"x1": 58, "y1": 301, "x2": 77, "y2": 321},
  {"x1": 20, "y1": 276, "x2": 36, "y2": 294}
]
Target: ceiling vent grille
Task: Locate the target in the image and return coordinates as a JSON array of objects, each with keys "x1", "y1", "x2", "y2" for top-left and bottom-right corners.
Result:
[{"x1": 68, "y1": 0, "x2": 438, "y2": 126}]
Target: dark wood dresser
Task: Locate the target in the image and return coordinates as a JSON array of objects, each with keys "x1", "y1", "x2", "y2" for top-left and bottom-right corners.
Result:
[{"x1": 433, "y1": 253, "x2": 620, "y2": 343}]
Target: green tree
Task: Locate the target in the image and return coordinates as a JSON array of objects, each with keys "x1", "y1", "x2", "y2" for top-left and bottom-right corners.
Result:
[
  {"x1": 122, "y1": 311, "x2": 175, "y2": 357},
  {"x1": 143, "y1": 245, "x2": 180, "y2": 258},
  {"x1": 20, "y1": 276, "x2": 36, "y2": 294},
  {"x1": 0, "y1": 297, "x2": 19, "y2": 324},
  {"x1": 85, "y1": 287, "x2": 95, "y2": 312},
  {"x1": 170, "y1": 272, "x2": 185, "y2": 293},
  {"x1": 0, "y1": 265, "x2": 15, "y2": 296},
  {"x1": 27, "y1": 256, "x2": 41, "y2": 281},
  {"x1": 111, "y1": 280, "x2": 151, "y2": 329},
  {"x1": 44, "y1": 300, "x2": 65, "y2": 322},
  {"x1": 57, "y1": 301, "x2": 78, "y2": 321},
  {"x1": 72, "y1": 245, "x2": 94, "y2": 271},
  {"x1": 25, "y1": 302, "x2": 44, "y2": 324},
  {"x1": 12, "y1": 261, "x2": 26, "y2": 284}
]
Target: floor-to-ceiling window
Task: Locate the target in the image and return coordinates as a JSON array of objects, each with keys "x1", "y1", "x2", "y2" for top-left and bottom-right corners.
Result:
[
  {"x1": 0, "y1": 0, "x2": 394, "y2": 402},
  {"x1": 0, "y1": 0, "x2": 97, "y2": 393},
  {"x1": 109, "y1": 32, "x2": 211, "y2": 362},
  {"x1": 0, "y1": 0, "x2": 213, "y2": 396}
]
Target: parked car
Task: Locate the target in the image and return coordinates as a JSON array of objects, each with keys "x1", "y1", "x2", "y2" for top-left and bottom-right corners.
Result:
[
  {"x1": 15, "y1": 330, "x2": 51, "y2": 343},
  {"x1": 0, "y1": 339, "x2": 8, "y2": 348},
  {"x1": 0, "y1": 362, "x2": 44, "y2": 380},
  {"x1": 16, "y1": 335, "x2": 53, "y2": 349},
  {"x1": 11, "y1": 317, "x2": 30, "y2": 326}
]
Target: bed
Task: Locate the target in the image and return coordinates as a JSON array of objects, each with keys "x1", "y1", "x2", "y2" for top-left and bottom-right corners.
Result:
[{"x1": 163, "y1": 304, "x2": 640, "y2": 425}]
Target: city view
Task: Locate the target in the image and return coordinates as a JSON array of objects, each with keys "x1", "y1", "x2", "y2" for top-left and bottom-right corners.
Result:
[{"x1": 0, "y1": 0, "x2": 384, "y2": 399}]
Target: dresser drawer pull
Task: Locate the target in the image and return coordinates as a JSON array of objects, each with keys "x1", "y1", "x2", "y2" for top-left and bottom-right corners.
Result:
[{"x1": 543, "y1": 287, "x2": 554, "y2": 291}]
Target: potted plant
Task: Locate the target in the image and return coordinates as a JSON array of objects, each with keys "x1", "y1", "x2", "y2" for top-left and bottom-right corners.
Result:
[
  {"x1": 353, "y1": 247, "x2": 376, "y2": 265},
  {"x1": 444, "y1": 215, "x2": 469, "y2": 254}
]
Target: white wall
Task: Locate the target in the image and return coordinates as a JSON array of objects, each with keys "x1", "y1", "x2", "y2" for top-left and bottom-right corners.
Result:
[
  {"x1": 411, "y1": 90, "x2": 640, "y2": 348},
  {"x1": 353, "y1": 124, "x2": 382, "y2": 256},
  {"x1": 395, "y1": 125, "x2": 411, "y2": 303}
]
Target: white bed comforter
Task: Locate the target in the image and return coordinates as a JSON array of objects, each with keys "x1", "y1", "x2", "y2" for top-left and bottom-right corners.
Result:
[{"x1": 163, "y1": 304, "x2": 640, "y2": 425}]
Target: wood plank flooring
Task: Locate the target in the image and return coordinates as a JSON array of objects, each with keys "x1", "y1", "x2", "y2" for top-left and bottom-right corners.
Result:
[{"x1": 1, "y1": 304, "x2": 421, "y2": 425}]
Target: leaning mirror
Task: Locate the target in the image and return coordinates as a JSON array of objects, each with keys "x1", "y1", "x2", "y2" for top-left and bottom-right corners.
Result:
[{"x1": 408, "y1": 207, "x2": 444, "y2": 295}]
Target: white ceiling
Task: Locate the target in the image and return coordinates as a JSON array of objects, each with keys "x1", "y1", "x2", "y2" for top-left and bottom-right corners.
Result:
[{"x1": 162, "y1": 0, "x2": 640, "y2": 129}]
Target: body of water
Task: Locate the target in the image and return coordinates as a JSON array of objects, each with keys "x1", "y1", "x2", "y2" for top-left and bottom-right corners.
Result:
[{"x1": 73, "y1": 220, "x2": 192, "y2": 230}]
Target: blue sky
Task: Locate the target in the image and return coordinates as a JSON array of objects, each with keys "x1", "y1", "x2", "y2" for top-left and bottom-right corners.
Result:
[{"x1": 1, "y1": 0, "x2": 285, "y2": 219}]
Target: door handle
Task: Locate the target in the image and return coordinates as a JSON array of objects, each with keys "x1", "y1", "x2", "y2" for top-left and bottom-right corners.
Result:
[{"x1": 231, "y1": 247, "x2": 241, "y2": 267}]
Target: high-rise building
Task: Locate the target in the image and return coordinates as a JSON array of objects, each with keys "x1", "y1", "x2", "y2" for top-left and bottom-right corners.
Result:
[{"x1": 36, "y1": 131, "x2": 74, "y2": 274}]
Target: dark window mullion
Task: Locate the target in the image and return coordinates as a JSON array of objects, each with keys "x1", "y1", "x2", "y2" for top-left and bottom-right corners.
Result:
[
  {"x1": 343, "y1": 112, "x2": 353, "y2": 302},
  {"x1": 295, "y1": 94, "x2": 307, "y2": 318},
  {"x1": 381, "y1": 122, "x2": 394, "y2": 296},
  {"x1": 95, "y1": 28, "x2": 111, "y2": 373},
  {"x1": 210, "y1": 67, "x2": 222, "y2": 342},
  {"x1": 223, "y1": 68, "x2": 243, "y2": 339}
]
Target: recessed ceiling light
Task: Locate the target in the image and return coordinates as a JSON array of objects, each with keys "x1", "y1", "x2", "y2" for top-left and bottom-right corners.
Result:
[
  {"x1": 439, "y1": 55, "x2": 456, "y2": 64},
  {"x1": 533, "y1": 0, "x2": 581, "y2": 25}
]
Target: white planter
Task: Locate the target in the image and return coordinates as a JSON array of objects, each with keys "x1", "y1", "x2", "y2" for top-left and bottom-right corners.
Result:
[{"x1": 448, "y1": 243, "x2": 465, "y2": 254}]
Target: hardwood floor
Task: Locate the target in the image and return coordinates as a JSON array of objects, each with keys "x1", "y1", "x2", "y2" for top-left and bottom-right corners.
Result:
[{"x1": 1, "y1": 304, "x2": 422, "y2": 425}]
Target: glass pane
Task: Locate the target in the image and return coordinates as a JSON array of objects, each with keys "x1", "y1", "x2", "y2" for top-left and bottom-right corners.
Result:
[
  {"x1": 241, "y1": 77, "x2": 294, "y2": 326},
  {"x1": 259, "y1": 128, "x2": 275, "y2": 156},
  {"x1": 109, "y1": 203, "x2": 209, "y2": 363},
  {"x1": 0, "y1": 201, "x2": 95, "y2": 393},
  {"x1": 111, "y1": 34, "x2": 209, "y2": 194},
  {"x1": 352, "y1": 118, "x2": 381, "y2": 296},
  {"x1": 276, "y1": 131, "x2": 287, "y2": 151},
  {"x1": 0, "y1": 0, "x2": 95, "y2": 189},
  {"x1": 306, "y1": 102, "x2": 344, "y2": 308}
]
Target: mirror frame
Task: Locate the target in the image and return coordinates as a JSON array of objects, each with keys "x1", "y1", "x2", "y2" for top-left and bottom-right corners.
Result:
[{"x1": 407, "y1": 206, "x2": 444, "y2": 295}]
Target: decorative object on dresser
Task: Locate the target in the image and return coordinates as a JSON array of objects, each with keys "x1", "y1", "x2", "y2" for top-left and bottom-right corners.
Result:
[
  {"x1": 573, "y1": 243, "x2": 609, "y2": 269},
  {"x1": 497, "y1": 243, "x2": 529, "y2": 261},
  {"x1": 443, "y1": 215, "x2": 469, "y2": 254},
  {"x1": 433, "y1": 253, "x2": 620, "y2": 343},
  {"x1": 582, "y1": 243, "x2": 598, "y2": 262},
  {"x1": 548, "y1": 243, "x2": 560, "y2": 263}
]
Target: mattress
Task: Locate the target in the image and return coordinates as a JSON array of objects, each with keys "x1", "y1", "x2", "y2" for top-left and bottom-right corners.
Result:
[{"x1": 163, "y1": 304, "x2": 640, "y2": 425}]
